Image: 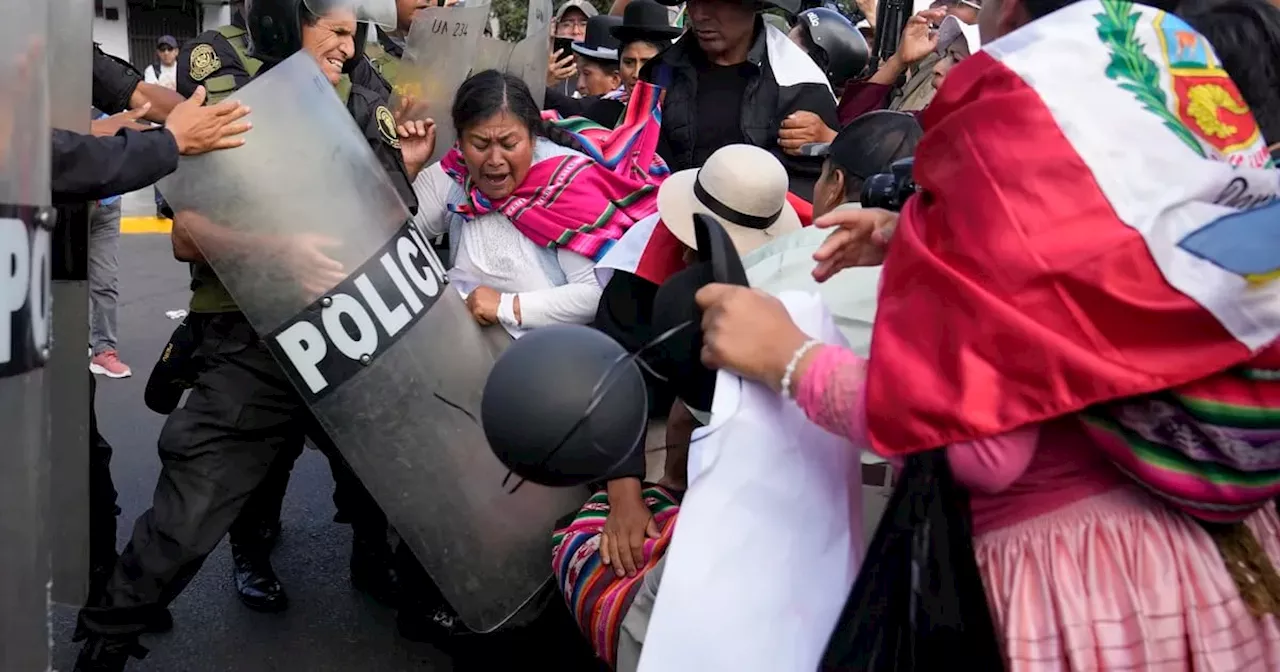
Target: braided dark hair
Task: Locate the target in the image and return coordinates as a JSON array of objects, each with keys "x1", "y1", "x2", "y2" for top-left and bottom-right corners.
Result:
[{"x1": 451, "y1": 69, "x2": 587, "y2": 154}]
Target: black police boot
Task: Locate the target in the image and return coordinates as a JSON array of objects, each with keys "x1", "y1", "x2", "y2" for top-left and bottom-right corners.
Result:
[
  {"x1": 73, "y1": 635, "x2": 145, "y2": 672},
  {"x1": 258, "y1": 519, "x2": 282, "y2": 551},
  {"x1": 231, "y1": 540, "x2": 289, "y2": 612},
  {"x1": 350, "y1": 531, "x2": 399, "y2": 606}
]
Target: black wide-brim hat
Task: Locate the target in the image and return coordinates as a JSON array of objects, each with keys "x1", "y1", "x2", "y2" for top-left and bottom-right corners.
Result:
[
  {"x1": 572, "y1": 14, "x2": 624, "y2": 60},
  {"x1": 610, "y1": 0, "x2": 683, "y2": 45},
  {"x1": 649, "y1": 214, "x2": 750, "y2": 415},
  {"x1": 482, "y1": 324, "x2": 650, "y2": 488}
]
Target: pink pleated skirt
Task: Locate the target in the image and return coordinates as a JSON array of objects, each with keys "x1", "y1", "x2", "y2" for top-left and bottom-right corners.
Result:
[{"x1": 974, "y1": 487, "x2": 1280, "y2": 671}]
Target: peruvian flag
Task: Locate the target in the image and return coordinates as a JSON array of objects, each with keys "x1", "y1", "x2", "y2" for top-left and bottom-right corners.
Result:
[{"x1": 864, "y1": 0, "x2": 1280, "y2": 456}]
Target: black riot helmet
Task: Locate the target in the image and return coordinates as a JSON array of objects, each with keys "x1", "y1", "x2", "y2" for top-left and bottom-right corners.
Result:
[
  {"x1": 246, "y1": 0, "x2": 396, "y2": 70},
  {"x1": 794, "y1": 8, "x2": 870, "y2": 88}
]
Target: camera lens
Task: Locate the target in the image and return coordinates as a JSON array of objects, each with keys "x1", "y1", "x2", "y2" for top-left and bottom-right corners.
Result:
[{"x1": 860, "y1": 173, "x2": 899, "y2": 211}]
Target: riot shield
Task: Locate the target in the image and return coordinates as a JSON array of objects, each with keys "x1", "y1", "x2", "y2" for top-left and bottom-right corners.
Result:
[
  {"x1": 156, "y1": 53, "x2": 588, "y2": 632},
  {"x1": 393, "y1": 3, "x2": 492, "y2": 164},
  {"x1": 46, "y1": 0, "x2": 93, "y2": 606},
  {"x1": 0, "y1": 1, "x2": 52, "y2": 669},
  {"x1": 472, "y1": 0, "x2": 553, "y2": 106}
]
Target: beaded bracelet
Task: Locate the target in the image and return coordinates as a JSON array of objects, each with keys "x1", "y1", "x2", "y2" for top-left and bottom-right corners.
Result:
[{"x1": 780, "y1": 339, "x2": 821, "y2": 400}]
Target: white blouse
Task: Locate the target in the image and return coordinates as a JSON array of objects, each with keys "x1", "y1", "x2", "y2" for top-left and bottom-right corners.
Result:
[{"x1": 411, "y1": 140, "x2": 602, "y2": 332}]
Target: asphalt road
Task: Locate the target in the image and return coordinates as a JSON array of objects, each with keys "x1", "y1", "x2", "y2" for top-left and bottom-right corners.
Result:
[{"x1": 50, "y1": 228, "x2": 601, "y2": 671}]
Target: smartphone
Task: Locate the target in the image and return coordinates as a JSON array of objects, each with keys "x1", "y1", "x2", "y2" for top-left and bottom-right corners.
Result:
[{"x1": 553, "y1": 36, "x2": 575, "y2": 59}]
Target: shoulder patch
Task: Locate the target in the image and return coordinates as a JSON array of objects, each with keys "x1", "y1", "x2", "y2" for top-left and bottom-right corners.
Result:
[
  {"x1": 375, "y1": 105, "x2": 401, "y2": 149},
  {"x1": 189, "y1": 43, "x2": 222, "y2": 82}
]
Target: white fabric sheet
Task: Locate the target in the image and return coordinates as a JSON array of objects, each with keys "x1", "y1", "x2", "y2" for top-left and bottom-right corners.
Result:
[{"x1": 638, "y1": 291, "x2": 863, "y2": 672}]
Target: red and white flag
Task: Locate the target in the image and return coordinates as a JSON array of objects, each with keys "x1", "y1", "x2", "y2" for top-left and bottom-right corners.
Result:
[{"x1": 865, "y1": 0, "x2": 1280, "y2": 456}]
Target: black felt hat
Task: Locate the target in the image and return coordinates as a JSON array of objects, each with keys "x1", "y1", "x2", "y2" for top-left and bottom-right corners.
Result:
[
  {"x1": 611, "y1": 0, "x2": 683, "y2": 46},
  {"x1": 648, "y1": 213, "x2": 749, "y2": 415},
  {"x1": 572, "y1": 15, "x2": 624, "y2": 61},
  {"x1": 481, "y1": 325, "x2": 649, "y2": 488}
]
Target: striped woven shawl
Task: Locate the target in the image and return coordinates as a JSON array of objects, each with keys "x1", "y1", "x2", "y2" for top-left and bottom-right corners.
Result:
[
  {"x1": 1082, "y1": 341, "x2": 1280, "y2": 522},
  {"x1": 440, "y1": 81, "x2": 669, "y2": 262}
]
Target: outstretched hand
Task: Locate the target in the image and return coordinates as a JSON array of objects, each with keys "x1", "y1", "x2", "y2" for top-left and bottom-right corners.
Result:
[
  {"x1": 165, "y1": 86, "x2": 252, "y2": 155},
  {"x1": 92, "y1": 103, "x2": 153, "y2": 136},
  {"x1": 811, "y1": 207, "x2": 899, "y2": 281}
]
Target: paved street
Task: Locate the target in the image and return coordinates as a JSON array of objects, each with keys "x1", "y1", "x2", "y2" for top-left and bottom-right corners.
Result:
[
  {"x1": 50, "y1": 228, "x2": 453, "y2": 671},
  {"x1": 51, "y1": 191, "x2": 604, "y2": 671}
]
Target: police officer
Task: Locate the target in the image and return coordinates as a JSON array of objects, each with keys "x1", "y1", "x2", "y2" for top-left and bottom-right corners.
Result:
[
  {"x1": 59, "y1": 51, "x2": 250, "y2": 643},
  {"x1": 163, "y1": 0, "x2": 416, "y2": 615},
  {"x1": 73, "y1": 1, "x2": 431, "y2": 669}
]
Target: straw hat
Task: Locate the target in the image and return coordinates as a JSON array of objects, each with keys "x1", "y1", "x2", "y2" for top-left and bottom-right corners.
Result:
[{"x1": 657, "y1": 144, "x2": 802, "y2": 256}]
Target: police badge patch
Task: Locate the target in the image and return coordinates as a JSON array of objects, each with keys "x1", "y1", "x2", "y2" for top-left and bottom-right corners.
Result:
[
  {"x1": 189, "y1": 44, "x2": 221, "y2": 82},
  {"x1": 376, "y1": 105, "x2": 402, "y2": 149}
]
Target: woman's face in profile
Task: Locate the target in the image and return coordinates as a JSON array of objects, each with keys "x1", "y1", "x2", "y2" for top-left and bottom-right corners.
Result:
[
  {"x1": 931, "y1": 41, "x2": 970, "y2": 89},
  {"x1": 459, "y1": 109, "x2": 535, "y2": 200}
]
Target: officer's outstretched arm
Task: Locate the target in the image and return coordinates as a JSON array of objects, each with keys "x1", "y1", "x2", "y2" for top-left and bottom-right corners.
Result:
[{"x1": 131, "y1": 82, "x2": 185, "y2": 122}]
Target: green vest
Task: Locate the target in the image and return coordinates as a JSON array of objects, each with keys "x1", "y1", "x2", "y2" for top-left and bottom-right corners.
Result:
[
  {"x1": 365, "y1": 41, "x2": 400, "y2": 84},
  {"x1": 189, "y1": 28, "x2": 352, "y2": 313}
]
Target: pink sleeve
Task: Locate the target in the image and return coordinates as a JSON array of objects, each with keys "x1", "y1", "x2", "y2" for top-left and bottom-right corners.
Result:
[{"x1": 793, "y1": 345, "x2": 1039, "y2": 493}]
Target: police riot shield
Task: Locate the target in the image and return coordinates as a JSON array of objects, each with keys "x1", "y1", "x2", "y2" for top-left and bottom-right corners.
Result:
[
  {"x1": 472, "y1": 0, "x2": 553, "y2": 106},
  {"x1": 156, "y1": 53, "x2": 588, "y2": 632},
  {"x1": 392, "y1": 3, "x2": 492, "y2": 165},
  {"x1": 46, "y1": 0, "x2": 94, "y2": 606},
  {"x1": 0, "y1": 1, "x2": 52, "y2": 668}
]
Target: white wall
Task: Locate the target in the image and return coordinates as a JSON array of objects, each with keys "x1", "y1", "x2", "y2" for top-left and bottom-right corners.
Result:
[
  {"x1": 202, "y1": 3, "x2": 231, "y2": 32},
  {"x1": 93, "y1": 0, "x2": 130, "y2": 60}
]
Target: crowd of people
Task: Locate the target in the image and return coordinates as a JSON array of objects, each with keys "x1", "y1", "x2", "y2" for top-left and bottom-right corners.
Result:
[{"x1": 35, "y1": 0, "x2": 1280, "y2": 668}]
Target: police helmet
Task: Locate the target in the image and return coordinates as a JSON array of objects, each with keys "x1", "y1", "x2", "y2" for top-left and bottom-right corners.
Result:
[
  {"x1": 246, "y1": 0, "x2": 395, "y2": 68},
  {"x1": 795, "y1": 7, "x2": 870, "y2": 87}
]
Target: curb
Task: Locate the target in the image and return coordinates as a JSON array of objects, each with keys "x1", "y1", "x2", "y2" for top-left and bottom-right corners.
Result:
[{"x1": 120, "y1": 216, "x2": 173, "y2": 234}]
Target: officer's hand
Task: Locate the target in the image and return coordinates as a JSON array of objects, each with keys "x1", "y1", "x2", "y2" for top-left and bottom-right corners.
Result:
[
  {"x1": 397, "y1": 118, "x2": 436, "y2": 180},
  {"x1": 165, "y1": 86, "x2": 252, "y2": 156},
  {"x1": 273, "y1": 233, "x2": 347, "y2": 297},
  {"x1": 546, "y1": 49, "x2": 577, "y2": 87},
  {"x1": 92, "y1": 103, "x2": 153, "y2": 136},
  {"x1": 778, "y1": 111, "x2": 836, "y2": 156},
  {"x1": 811, "y1": 207, "x2": 899, "y2": 280},
  {"x1": 465, "y1": 286, "x2": 501, "y2": 326}
]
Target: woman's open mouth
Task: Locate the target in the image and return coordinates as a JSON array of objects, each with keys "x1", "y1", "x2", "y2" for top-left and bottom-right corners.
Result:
[{"x1": 481, "y1": 173, "x2": 510, "y2": 188}]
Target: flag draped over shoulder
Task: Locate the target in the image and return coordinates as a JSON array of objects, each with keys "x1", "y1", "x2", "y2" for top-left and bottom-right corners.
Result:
[
  {"x1": 440, "y1": 81, "x2": 668, "y2": 262},
  {"x1": 864, "y1": 0, "x2": 1280, "y2": 457}
]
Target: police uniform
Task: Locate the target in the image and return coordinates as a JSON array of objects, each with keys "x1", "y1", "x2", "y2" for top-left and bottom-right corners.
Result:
[
  {"x1": 75, "y1": 30, "x2": 417, "y2": 657},
  {"x1": 364, "y1": 27, "x2": 451, "y2": 258}
]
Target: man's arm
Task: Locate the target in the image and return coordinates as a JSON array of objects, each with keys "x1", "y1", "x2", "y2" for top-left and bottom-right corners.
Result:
[
  {"x1": 774, "y1": 82, "x2": 841, "y2": 199},
  {"x1": 130, "y1": 82, "x2": 185, "y2": 121},
  {"x1": 50, "y1": 128, "x2": 179, "y2": 204},
  {"x1": 52, "y1": 89, "x2": 251, "y2": 203},
  {"x1": 544, "y1": 86, "x2": 592, "y2": 117}
]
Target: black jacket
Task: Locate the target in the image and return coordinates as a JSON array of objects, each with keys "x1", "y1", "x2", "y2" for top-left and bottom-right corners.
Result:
[
  {"x1": 544, "y1": 87, "x2": 626, "y2": 128},
  {"x1": 51, "y1": 128, "x2": 179, "y2": 204},
  {"x1": 640, "y1": 20, "x2": 838, "y2": 200},
  {"x1": 92, "y1": 44, "x2": 144, "y2": 115}
]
